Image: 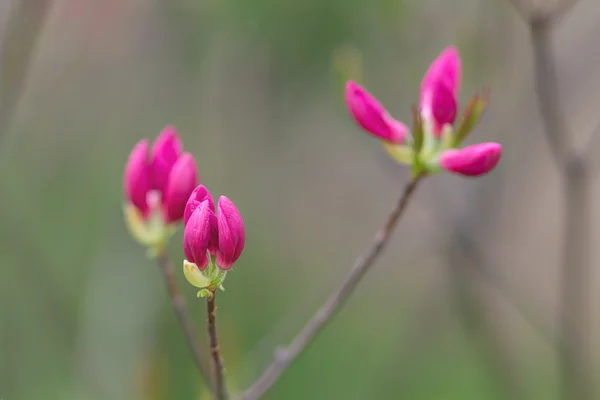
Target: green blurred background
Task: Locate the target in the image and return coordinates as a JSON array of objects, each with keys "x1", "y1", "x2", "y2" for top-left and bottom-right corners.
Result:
[{"x1": 2, "y1": 0, "x2": 599, "y2": 399}]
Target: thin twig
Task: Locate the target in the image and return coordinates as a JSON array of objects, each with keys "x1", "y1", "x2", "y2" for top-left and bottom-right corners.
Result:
[
  {"x1": 207, "y1": 292, "x2": 228, "y2": 400},
  {"x1": 156, "y1": 251, "x2": 214, "y2": 393},
  {"x1": 239, "y1": 174, "x2": 424, "y2": 400}
]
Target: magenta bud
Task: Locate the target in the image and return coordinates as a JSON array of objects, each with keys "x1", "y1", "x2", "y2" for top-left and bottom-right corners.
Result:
[
  {"x1": 124, "y1": 139, "x2": 152, "y2": 215},
  {"x1": 439, "y1": 142, "x2": 502, "y2": 177},
  {"x1": 151, "y1": 126, "x2": 183, "y2": 193},
  {"x1": 345, "y1": 81, "x2": 407, "y2": 144},
  {"x1": 184, "y1": 185, "x2": 215, "y2": 226},
  {"x1": 431, "y1": 83, "x2": 457, "y2": 135},
  {"x1": 162, "y1": 152, "x2": 198, "y2": 223},
  {"x1": 183, "y1": 200, "x2": 213, "y2": 270},
  {"x1": 215, "y1": 196, "x2": 245, "y2": 270},
  {"x1": 420, "y1": 46, "x2": 461, "y2": 129}
]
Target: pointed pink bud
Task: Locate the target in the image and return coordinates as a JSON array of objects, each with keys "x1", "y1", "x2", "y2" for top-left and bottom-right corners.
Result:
[
  {"x1": 184, "y1": 185, "x2": 215, "y2": 226},
  {"x1": 439, "y1": 142, "x2": 502, "y2": 177},
  {"x1": 151, "y1": 126, "x2": 183, "y2": 193},
  {"x1": 431, "y1": 83, "x2": 457, "y2": 134},
  {"x1": 162, "y1": 153, "x2": 198, "y2": 223},
  {"x1": 215, "y1": 196, "x2": 245, "y2": 270},
  {"x1": 420, "y1": 46, "x2": 461, "y2": 131},
  {"x1": 124, "y1": 139, "x2": 152, "y2": 215},
  {"x1": 183, "y1": 200, "x2": 212, "y2": 270},
  {"x1": 345, "y1": 81, "x2": 407, "y2": 144}
]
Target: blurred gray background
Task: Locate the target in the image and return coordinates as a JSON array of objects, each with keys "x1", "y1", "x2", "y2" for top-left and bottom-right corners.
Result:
[{"x1": 1, "y1": 0, "x2": 599, "y2": 399}]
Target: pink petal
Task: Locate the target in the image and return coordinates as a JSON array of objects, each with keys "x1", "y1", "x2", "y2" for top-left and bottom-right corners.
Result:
[
  {"x1": 215, "y1": 196, "x2": 245, "y2": 270},
  {"x1": 431, "y1": 83, "x2": 458, "y2": 135},
  {"x1": 184, "y1": 185, "x2": 215, "y2": 226},
  {"x1": 162, "y1": 153, "x2": 198, "y2": 223},
  {"x1": 123, "y1": 139, "x2": 152, "y2": 216},
  {"x1": 439, "y1": 142, "x2": 502, "y2": 177},
  {"x1": 420, "y1": 46, "x2": 461, "y2": 126},
  {"x1": 345, "y1": 81, "x2": 407, "y2": 144},
  {"x1": 150, "y1": 125, "x2": 183, "y2": 193},
  {"x1": 183, "y1": 200, "x2": 212, "y2": 270}
]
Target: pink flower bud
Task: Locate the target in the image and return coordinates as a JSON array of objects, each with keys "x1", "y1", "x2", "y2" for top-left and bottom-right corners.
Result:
[
  {"x1": 151, "y1": 126, "x2": 183, "y2": 193},
  {"x1": 431, "y1": 83, "x2": 457, "y2": 133},
  {"x1": 184, "y1": 185, "x2": 215, "y2": 226},
  {"x1": 345, "y1": 81, "x2": 407, "y2": 144},
  {"x1": 162, "y1": 153, "x2": 198, "y2": 223},
  {"x1": 183, "y1": 200, "x2": 213, "y2": 270},
  {"x1": 124, "y1": 139, "x2": 152, "y2": 215},
  {"x1": 420, "y1": 47, "x2": 461, "y2": 134},
  {"x1": 215, "y1": 196, "x2": 245, "y2": 270},
  {"x1": 439, "y1": 142, "x2": 502, "y2": 177}
]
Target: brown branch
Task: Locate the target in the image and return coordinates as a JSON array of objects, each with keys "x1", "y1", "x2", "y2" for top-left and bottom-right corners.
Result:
[
  {"x1": 207, "y1": 292, "x2": 228, "y2": 400},
  {"x1": 156, "y1": 251, "x2": 214, "y2": 394},
  {"x1": 239, "y1": 174, "x2": 424, "y2": 400}
]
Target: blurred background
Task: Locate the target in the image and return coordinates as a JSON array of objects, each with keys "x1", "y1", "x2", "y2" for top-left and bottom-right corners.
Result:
[{"x1": 1, "y1": 0, "x2": 600, "y2": 399}]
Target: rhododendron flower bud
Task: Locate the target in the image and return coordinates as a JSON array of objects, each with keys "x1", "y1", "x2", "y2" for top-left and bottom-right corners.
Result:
[
  {"x1": 182, "y1": 189, "x2": 245, "y2": 295},
  {"x1": 215, "y1": 196, "x2": 246, "y2": 270},
  {"x1": 184, "y1": 185, "x2": 215, "y2": 226},
  {"x1": 439, "y1": 142, "x2": 502, "y2": 177},
  {"x1": 124, "y1": 139, "x2": 152, "y2": 216},
  {"x1": 151, "y1": 126, "x2": 183, "y2": 193},
  {"x1": 163, "y1": 153, "x2": 198, "y2": 223},
  {"x1": 431, "y1": 83, "x2": 457, "y2": 131},
  {"x1": 183, "y1": 200, "x2": 215, "y2": 270},
  {"x1": 343, "y1": 44, "x2": 500, "y2": 179},
  {"x1": 123, "y1": 126, "x2": 200, "y2": 252},
  {"x1": 420, "y1": 46, "x2": 461, "y2": 135},
  {"x1": 345, "y1": 81, "x2": 407, "y2": 144}
]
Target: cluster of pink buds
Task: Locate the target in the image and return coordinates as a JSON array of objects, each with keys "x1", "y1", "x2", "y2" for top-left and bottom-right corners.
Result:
[
  {"x1": 345, "y1": 46, "x2": 502, "y2": 177},
  {"x1": 182, "y1": 185, "x2": 246, "y2": 297},
  {"x1": 123, "y1": 126, "x2": 198, "y2": 252}
]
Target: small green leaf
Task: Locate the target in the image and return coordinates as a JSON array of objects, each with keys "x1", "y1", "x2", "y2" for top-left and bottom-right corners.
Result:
[
  {"x1": 411, "y1": 105, "x2": 424, "y2": 154},
  {"x1": 453, "y1": 89, "x2": 489, "y2": 146}
]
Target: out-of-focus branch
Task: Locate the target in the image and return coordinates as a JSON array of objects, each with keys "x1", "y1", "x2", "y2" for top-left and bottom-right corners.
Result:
[
  {"x1": 582, "y1": 120, "x2": 600, "y2": 173},
  {"x1": 239, "y1": 174, "x2": 424, "y2": 400},
  {"x1": 156, "y1": 252, "x2": 214, "y2": 395},
  {"x1": 508, "y1": 0, "x2": 579, "y2": 25},
  {"x1": 0, "y1": 0, "x2": 53, "y2": 138},
  {"x1": 452, "y1": 228, "x2": 556, "y2": 347},
  {"x1": 559, "y1": 156, "x2": 592, "y2": 400},
  {"x1": 529, "y1": 17, "x2": 571, "y2": 166},
  {"x1": 447, "y1": 238, "x2": 529, "y2": 400},
  {"x1": 507, "y1": 0, "x2": 594, "y2": 399}
]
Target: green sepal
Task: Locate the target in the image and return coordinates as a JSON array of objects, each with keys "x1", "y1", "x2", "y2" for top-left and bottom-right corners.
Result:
[
  {"x1": 453, "y1": 89, "x2": 489, "y2": 146},
  {"x1": 382, "y1": 142, "x2": 413, "y2": 164},
  {"x1": 184, "y1": 259, "x2": 228, "y2": 299},
  {"x1": 422, "y1": 158, "x2": 443, "y2": 174},
  {"x1": 197, "y1": 289, "x2": 213, "y2": 299},
  {"x1": 439, "y1": 124, "x2": 455, "y2": 152},
  {"x1": 123, "y1": 203, "x2": 175, "y2": 256}
]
